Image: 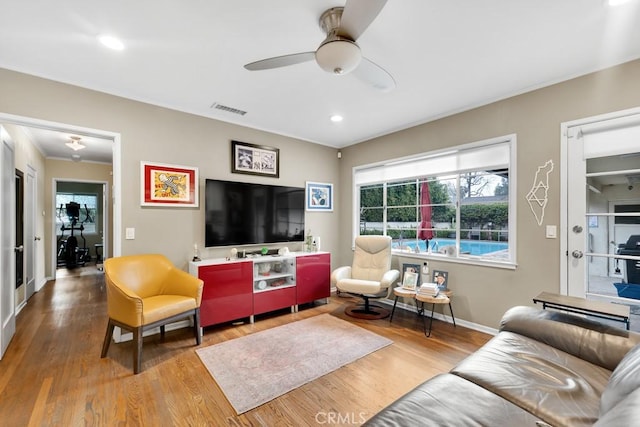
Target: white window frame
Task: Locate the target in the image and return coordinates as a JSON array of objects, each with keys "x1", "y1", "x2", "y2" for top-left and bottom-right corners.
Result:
[{"x1": 352, "y1": 134, "x2": 517, "y2": 269}]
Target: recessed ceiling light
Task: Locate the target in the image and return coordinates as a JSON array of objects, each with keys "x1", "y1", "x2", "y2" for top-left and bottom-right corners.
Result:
[
  {"x1": 330, "y1": 115, "x2": 343, "y2": 123},
  {"x1": 98, "y1": 35, "x2": 125, "y2": 50}
]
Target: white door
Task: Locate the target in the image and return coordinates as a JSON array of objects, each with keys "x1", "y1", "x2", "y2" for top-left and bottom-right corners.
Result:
[
  {"x1": 565, "y1": 110, "x2": 640, "y2": 303},
  {"x1": 0, "y1": 126, "x2": 16, "y2": 359}
]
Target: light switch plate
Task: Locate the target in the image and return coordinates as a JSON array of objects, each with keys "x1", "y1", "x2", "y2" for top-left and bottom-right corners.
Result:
[
  {"x1": 125, "y1": 227, "x2": 135, "y2": 240},
  {"x1": 546, "y1": 225, "x2": 557, "y2": 239}
]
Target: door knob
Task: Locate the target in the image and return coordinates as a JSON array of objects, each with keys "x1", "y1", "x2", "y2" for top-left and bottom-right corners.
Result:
[
  {"x1": 572, "y1": 225, "x2": 583, "y2": 234},
  {"x1": 572, "y1": 250, "x2": 583, "y2": 259},
  {"x1": 14, "y1": 245, "x2": 24, "y2": 253},
  {"x1": 34, "y1": 236, "x2": 41, "y2": 241}
]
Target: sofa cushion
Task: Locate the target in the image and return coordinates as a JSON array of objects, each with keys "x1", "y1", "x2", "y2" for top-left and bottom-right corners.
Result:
[
  {"x1": 451, "y1": 331, "x2": 611, "y2": 427},
  {"x1": 595, "y1": 387, "x2": 640, "y2": 426},
  {"x1": 599, "y1": 343, "x2": 640, "y2": 416},
  {"x1": 362, "y1": 373, "x2": 542, "y2": 427}
]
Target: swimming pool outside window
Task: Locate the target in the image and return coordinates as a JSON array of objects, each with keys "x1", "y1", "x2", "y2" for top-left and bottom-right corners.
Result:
[{"x1": 353, "y1": 135, "x2": 516, "y2": 266}]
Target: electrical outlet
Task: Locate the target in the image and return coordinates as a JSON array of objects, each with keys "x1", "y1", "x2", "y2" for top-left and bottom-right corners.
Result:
[{"x1": 422, "y1": 262, "x2": 429, "y2": 274}]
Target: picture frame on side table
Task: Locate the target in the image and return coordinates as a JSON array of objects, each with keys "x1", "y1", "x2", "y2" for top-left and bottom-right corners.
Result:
[
  {"x1": 306, "y1": 181, "x2": 333, "y2": 212},
  {"x1": 140, "y1": 161, "x2": 199, "y2": 207},
  {"x1": 432, "y1": 270, "x2": 448, "y2": 291},
  {"x1": 231, "y1": 140, "x2": 279, "y2": 178},
  {"x1": 402, "y1": 263, "x2": 420, "y2": 290}
]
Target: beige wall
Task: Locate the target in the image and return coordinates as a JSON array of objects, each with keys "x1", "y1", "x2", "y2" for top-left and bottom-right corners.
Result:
[
  {"x1": 338, "y1": 59, "x2": 640, "y2": 329},
  {"x1": 2, "y1": 58, "x2": 639, "y2": 329},
  {"x1": 0, "y1": 68, "x2": 340, "y2": 276}
]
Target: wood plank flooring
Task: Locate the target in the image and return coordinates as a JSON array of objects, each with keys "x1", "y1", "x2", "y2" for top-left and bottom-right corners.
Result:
[{"x1": 0, "y1": 267, "x2": 491, "y2": 426}]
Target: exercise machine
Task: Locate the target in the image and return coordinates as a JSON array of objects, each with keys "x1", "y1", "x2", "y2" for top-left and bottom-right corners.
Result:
[{"x1": 56, "y1": 202, "x2": 90, "y2": 268}]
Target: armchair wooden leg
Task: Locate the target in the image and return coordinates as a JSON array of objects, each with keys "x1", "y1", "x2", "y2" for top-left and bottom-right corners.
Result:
[
  {"x1": 101, "y1": 319, "x2": 115, "y2": 358},
  {"x1": 194, "y1": 308, "x2": 201, "y2": 346},
  {"x1": 133, "y1": 326, "x2": 143, "y2": 374}
]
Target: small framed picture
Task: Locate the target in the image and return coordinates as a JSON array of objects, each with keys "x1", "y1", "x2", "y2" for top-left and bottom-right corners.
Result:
[
  {"x1": 402, "y1": 263, "x2": 421, "y2": 290},
  {"x1": 432, "y1": 270, "x2": 448, "y2": 290},
  {"x1": 402, "y1": 271, "x2": 419, "y2": 290},
  {"x1": 306, "y1": 181, "x2": 333, "y2": 212},
  {"x1": 231, "y1": 140, "x2": 279, "y2": 178},
  {"x1": 140, "y1": 161, "x2": 199, "y2": 207}
]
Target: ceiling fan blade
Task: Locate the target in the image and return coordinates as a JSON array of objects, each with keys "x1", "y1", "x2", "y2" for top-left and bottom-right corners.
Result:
[
  {"x1": 244, "y1": 52, "x2": 315, "y2": 71},
  {"x1": 340, "y1": 0, "x2": 388, "y2": 41},
  {"x1": 351, "y1": 57, "x2": 396, "y2": 92}
]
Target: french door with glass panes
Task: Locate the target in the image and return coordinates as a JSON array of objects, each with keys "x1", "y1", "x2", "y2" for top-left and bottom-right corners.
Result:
[{"x1": 564, "y1": 109, "x2": 640, "y2": 310}]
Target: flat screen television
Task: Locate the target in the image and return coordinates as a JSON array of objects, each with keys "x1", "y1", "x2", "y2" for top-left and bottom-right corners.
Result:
[{"x1": 205, "y1": 179, "x2": 305, "y2": 247}]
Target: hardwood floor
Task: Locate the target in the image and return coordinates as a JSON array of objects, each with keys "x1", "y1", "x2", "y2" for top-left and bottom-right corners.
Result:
[{"x1": 0, "y1": 267, "x2": 491, "y2": 426}]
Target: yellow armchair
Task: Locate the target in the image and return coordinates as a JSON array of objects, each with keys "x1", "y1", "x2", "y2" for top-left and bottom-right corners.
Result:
[{"x1": 101, "y1": 254, "x2": 204, "y2": 374}]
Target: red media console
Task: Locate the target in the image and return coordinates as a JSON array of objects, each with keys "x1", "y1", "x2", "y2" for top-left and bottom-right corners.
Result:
[{"x1": 189, "y1": 252, "x2": 330, "y2": 327}]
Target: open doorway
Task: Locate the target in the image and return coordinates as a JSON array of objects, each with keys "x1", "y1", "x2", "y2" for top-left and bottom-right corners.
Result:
[{"x1": 54, "y1": 181, "x2": 107, "y2": 275}]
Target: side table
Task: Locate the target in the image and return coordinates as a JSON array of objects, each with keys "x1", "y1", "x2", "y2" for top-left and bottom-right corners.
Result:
[
  {"x1": 415, "y1": 290, "x2": 456, "y2": 337},
  {"x1": 390, "y1": 287, "x2": 417, "y2": 322}
]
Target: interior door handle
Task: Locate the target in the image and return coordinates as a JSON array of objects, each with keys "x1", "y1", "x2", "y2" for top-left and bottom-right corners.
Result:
[
  {"x1": 34, "y1": 236, "x2": 41, "y2": 241},
  {"x1": 572, "y1": 250, "x2": 583, "y2": 259},
  {"x1": 14, "y1": 245, "x2": 24, "y2": 253}
]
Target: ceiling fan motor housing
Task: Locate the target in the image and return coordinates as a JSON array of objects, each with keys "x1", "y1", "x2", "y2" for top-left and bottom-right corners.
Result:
[
  {"x1": 315, "y1": 37, "x2": 361, "y2": 75},
  {"x1": 316, "y1": 7, "x2": 362, "y2": 75}
]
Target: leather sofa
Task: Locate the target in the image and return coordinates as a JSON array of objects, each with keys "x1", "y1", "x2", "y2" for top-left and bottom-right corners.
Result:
[{"x1": 364, "y1": 306, "x2": 640, "y2": 426}]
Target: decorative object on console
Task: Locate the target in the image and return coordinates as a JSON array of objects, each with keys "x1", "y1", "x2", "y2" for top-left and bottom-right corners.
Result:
[
  {"x1": 305, "y1": 181, "x2": 333, "y2": 211},
  {"x1": 257, "y1": 263, "x2": 271, "y2": 276},
  {"x1": 433, "y1": 270, "x2": 448, "y2": 290},
  {"x1": 231, "y1": 140, "x2": 279, "y2": 178},
  {"x1": 140, "y1": 161, "x2": 199, "y2": 207},
  {"x1": 192, "y1": 243, "x2": 201, "y2": 262},
  {"x1": 278, "y1": 247, "x2": 290, "y2": 255}
]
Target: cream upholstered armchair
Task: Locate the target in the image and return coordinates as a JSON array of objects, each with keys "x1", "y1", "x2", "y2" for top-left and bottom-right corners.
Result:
[
  {"x1": 331, "y1": 235, "x2": 400, "y2": 319},
  {"x1": 101, "y1": 254, "x2": 204, "y2": 374}
]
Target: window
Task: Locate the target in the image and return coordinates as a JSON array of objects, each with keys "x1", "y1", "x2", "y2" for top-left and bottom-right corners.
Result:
[
  {"x1": 354, "y1": 135, "x2": 516, "y2": 267},
  {"x1": 55, "y1": 193, "x2": 98, "y2": 234}
]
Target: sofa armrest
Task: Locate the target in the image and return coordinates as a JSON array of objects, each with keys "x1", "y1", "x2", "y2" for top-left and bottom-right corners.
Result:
[{"x1": 500, "y1": 306, "x2": 640, "y2": 371}]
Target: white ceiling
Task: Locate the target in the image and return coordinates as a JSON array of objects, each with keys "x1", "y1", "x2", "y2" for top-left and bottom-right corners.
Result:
[{"x1": 1, "y1": 0, "x2": 640, "y2": 163}]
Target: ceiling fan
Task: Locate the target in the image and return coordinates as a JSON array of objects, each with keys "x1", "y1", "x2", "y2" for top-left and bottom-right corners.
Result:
[{"x1": 244, "y1": 0, "x2": 395, "y2": 92}]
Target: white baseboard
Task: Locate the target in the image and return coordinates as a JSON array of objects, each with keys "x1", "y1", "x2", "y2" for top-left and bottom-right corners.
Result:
[{"x1": 379, "y1": 298, "x2": 498, "y2": 336}]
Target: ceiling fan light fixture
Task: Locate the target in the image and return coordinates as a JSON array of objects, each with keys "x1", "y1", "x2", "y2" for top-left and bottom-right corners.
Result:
[
  {"x1": 315, "y1": 38, "x2": 361, "y2": 75},
  {"x1": 66, "y1": 136, "x2": 86, "y2": 151}
]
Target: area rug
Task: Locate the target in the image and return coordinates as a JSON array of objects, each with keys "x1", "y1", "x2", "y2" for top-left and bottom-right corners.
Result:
[{"x1": 196, "y1": 314, "x2": 393, "y2": 414}]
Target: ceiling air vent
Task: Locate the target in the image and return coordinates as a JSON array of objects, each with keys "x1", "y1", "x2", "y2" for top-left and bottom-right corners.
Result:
[{"x1": 211, "y1": 102, "x2": 247, "y2": 116}]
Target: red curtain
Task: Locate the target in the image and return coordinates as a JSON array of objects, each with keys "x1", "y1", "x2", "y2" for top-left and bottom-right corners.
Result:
[{"x1": 418, "y1": 181, "x2": 434, "y2": 241}]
